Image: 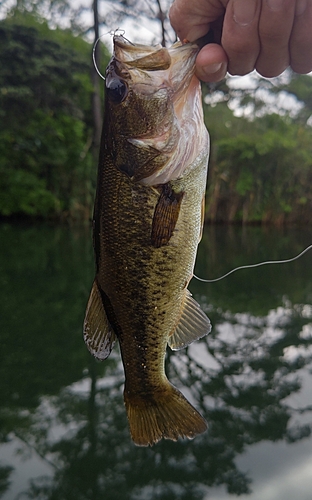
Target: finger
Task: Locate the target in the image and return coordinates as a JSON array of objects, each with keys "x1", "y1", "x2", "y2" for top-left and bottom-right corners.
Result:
[
  {"x1": 255, "y1": 0, "x2": 296, "y2": 77},
  {"x1": 221, "y1": 0, "x2": 262, "y2": 76},
  {"x1": 289, "y1": 0, "x2": 312, "y2": 73},
  {"x1": 169, "y1": 0, "x2": 226, "y2": 41},
  {"x1": 195, "y1": 43, "x2": 228, "y2": 82}
]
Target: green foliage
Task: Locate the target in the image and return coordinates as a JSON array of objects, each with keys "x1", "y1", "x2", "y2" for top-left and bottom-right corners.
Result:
[
  {"x1": 205, "y1": 95, "x2": 312, "y2": 224},
  {"x1": 273, "y1": 72, "x2": 312, "y2": 123},
  {"x1": 0, "y1": 12, "x2": 108, "y2": 219},
  {"x1": 0, "y1": 169, "x2": 59, "y2": 216},
  {"x1": 0, "y1": 8, "x2": 311, "y2": 224}
]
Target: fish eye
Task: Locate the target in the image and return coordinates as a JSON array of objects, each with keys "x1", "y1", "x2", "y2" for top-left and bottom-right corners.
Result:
[{"x1": 106, "y1": 78, "x2": 128, "y2": 103}]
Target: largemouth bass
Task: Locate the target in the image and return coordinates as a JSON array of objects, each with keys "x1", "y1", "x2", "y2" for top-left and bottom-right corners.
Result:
[{"x1": 84, "y1": 35, "x2": 211, "y2": 446}]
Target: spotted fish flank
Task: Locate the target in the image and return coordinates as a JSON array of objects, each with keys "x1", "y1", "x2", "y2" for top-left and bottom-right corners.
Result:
[{"x1": 83, "y1": 35, "x2": 211, "y2": 446}]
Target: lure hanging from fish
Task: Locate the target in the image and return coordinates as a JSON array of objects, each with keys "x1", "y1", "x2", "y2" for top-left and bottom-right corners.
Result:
[{"x1": 83, "y1": 34, "x2": 211, "y2": 446}]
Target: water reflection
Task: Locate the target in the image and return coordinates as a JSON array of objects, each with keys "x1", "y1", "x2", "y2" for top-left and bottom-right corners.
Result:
[{"x1": 0, "y1": 223, "x2": 311, "y2": 499}]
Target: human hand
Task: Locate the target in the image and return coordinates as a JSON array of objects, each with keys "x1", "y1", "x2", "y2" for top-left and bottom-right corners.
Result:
[{"x1": 169, "y1": 0, "x2": 312, "y2": 82}]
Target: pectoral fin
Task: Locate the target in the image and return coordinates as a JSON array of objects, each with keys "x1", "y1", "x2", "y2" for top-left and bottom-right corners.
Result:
[
  {"x1": 168, "y1": 290, "x2": 211, "y2": 350},
  {"x1": 83, "y1": 280, "x2": 116, "y2": 360},
  {"x1": 151, "y1": 183, "x2": 184, "y2": 248}
]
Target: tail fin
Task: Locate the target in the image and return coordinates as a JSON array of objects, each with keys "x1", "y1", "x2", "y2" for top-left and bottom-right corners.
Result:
[{"x1": 124, "y1": 382, "x2": 207, "y2": 446}]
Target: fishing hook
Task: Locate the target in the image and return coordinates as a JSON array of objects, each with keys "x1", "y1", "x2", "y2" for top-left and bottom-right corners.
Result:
[
  {"x1": 93, "y1": 29, "x2": 134, "y2": 81},
  {"x1": 92, "y1": 34, "x2": 106, "y2": 81}
]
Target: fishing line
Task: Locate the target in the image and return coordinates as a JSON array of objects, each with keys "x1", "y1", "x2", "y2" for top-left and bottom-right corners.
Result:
[
  {"x1": 91, "y1": 33, "x2": 311, "y2": 284},
  {"x1": 92, "y1": 29, "x2": 127, "y2": 81},
  {"x1": 194, "y1": 244, "x2": 312, "y2": 283}
]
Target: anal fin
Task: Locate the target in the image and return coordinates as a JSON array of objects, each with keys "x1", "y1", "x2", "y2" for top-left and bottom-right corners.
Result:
[
  {"x1": 83, "y1": 280, "x2": 116, "y2": 360},
  {"x1": 168, "y1": 289, "x2": 211, "y2": 350}
]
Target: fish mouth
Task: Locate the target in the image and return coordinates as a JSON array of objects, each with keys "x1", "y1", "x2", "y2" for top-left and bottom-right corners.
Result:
[
  {"x1": 113, "y1": 35, "x2": 198, "y2": 66},
  {"x1": 112, "y1": 35, "x2": 199, "y2": 94},
  {"x1": 113, "y1": 36, "x2": 173, "y2": 71},
  {"x1": 110, "y1": 36, "x2": 209, "y2": 185}
]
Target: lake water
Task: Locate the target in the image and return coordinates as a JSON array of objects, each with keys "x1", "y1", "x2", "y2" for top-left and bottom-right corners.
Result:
[{"x1": 1, "y1": 221, "x2": 312, "y2": 500}]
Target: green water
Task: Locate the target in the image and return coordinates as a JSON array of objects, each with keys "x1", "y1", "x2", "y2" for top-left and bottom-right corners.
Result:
[{"x1": 0, "y1": 222, "x2": 312, "y2": 500}]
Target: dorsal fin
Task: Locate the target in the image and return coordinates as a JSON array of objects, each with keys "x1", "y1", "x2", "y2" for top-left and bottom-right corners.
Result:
[
  {"x1": 83, "y1": 280, "x2": 116, "y2": 360},
  {"x1": 168, "y1": 290, "x2": 211, "y2": 350}
]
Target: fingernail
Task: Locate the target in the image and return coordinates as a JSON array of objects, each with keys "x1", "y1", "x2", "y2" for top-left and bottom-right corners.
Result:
[
  {"x1": 266, "y1": 0, "x2": 284, "y2": 10},
  {"x1": 233, "y1": 0, "x2": 257, "y2": 26},
  {"x1": 203, "y1": 63, "x2": 223, "y2": 75}
]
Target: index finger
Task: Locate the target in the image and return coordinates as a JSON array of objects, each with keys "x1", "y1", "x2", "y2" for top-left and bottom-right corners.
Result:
[{"x1": 169, "y1": 0, "x2": 226, "y2": 41}]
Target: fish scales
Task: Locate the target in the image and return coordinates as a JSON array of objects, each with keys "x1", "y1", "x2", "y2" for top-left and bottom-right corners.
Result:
[
  {"x1": 84, "y1": 35, "x2": 211, "y2": 446},
  {"x1": 98, "y1": 154, "x2": 205, "y2": 384}
]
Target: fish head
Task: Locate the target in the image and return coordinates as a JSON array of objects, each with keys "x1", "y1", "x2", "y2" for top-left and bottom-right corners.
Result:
[{"x1": 104, "y1": 35, "x2": 209, "y2": 184}]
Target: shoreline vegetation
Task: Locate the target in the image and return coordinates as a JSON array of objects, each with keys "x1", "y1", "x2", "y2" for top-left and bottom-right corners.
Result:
[{"x1": 1, "y1": 12, "x2": 312, "y2": 226}]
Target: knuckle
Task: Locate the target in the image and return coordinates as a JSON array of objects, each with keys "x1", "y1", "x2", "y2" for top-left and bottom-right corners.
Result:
[
  {"x1": 225, "y1": 39, "x2": 259, "y2": 60},
  {"x1": 260, "y1": 29, "x2": 288, "y2": 46}
]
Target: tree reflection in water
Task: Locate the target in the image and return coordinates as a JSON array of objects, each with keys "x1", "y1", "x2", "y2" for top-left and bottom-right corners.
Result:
[
  {"x1": 7, "y1": 304, "x2": 312, "y2": 500},
  {"x1": 1, "y1": 224, "x2": 312, "y2": 500}
]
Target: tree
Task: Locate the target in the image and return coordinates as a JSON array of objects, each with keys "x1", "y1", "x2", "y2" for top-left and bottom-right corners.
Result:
[
  {"x1": 91, "y1": 0, "x2": 103, "y2": 150},
  {"x1": 0, "y1": 12, "x2": 109, "y2": 219},
  {"x1": 203, "y1": 74, "x2": 312, "y2": 224},
  {"x1": 95, "y1": 0, "x2": 173, "y2": 46},
  {"x1": 1, "y1": 1, "x2": 312, "y2": 223}
]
